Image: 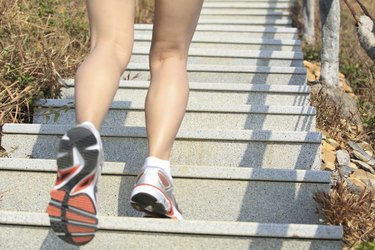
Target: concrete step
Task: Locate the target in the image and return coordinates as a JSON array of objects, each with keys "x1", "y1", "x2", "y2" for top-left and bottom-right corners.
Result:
[
  {"x1": 135, "y1": 35, "x2": 301, "y2": 51},
  {"x1": 130, "y1": 47, "x2": 304, "y2": 67},
  {"x1": 122, "y1": 63, "x2": 306, "y2": 85},
  {"x1": 199, "y1": 15, "x2": 290, "y2": 21},
  {"x1": 1, "y1": 124, "x2": 321, "y2": 170},
  {"x1": 200, "y1": 9, "x2": 290, "y2": 17},
  {"x1": 33, "y1": 99, "x2": 316, "y2": 131},
  {"x1": 135, "y1": 29, "x2": 297, "y2": 40},
  {"x1": 136, "y1": 23, "x2": 297, "y2": 32},
  {"x1": 204, "y1": 0, "x2": 293, "y2": 2},
  {"x1": 0, "y1": 158, "x2": 329, "y2": 224},
  {"x1": 202, "y1": 2, "x2": 291, "y2": 9},
  {"x1": 61, "y1": 80, "x2": 311, "y2": 106},
  {"x1": 197, "y1": 17, "x2": 292, "y2": 26},
  {"x1": 0, "y1": 211, "x2": 343, "y2": 250}
]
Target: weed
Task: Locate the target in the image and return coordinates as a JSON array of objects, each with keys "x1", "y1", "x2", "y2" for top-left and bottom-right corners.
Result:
[
  {"x1": 0, "y1": 0, "x2": 153, "y2": 125},
  {"x1": 314, "y1": 172, "x2": 375, "y2": 247}
]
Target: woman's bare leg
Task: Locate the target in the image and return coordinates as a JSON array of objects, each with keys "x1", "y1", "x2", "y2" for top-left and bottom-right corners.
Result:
[
  {"x1": 75, "y1": 0, "x2": 135, "y2": 130},
  {"x1": 146, "y1": 0, "x2": 204, "y2": 160}
]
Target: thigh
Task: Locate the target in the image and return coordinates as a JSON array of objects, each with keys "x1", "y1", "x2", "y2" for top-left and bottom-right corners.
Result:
[
  {"x1": 86, "y1": 0, "x2": 135, "y2": 50},
  {"x1": 151, "y1": 0, "x2": 203, "y2": 53}
]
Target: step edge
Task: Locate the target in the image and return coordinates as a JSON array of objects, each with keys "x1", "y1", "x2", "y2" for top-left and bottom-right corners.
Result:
[
  {"x1": 0, "y1": 211, "x2": 343, "y2": 240},
  {"x1": 0, "y1": 158, "x2": 330, "y2": 183},
  {"x1": 134, "y1": 35, "x2": 302, "y2": 45},
  {"x1": 134, "y1": 24, "x2": 298, "y2": 33},
  {"x1": 62, "y1": 79, "x2": 311, "y2": 93},
  {"x1": 2, "y1": 124, "x2": 322, "y2": 143},
  {"x1": 126, "y1": 63, "x2": 307, "y2": 74},
  {"x1": 34, "y1": 99, "x2": 316, "y2": 115},
  {"x1": 132, "y1": 47, "x2": 304, "y2": 59}
]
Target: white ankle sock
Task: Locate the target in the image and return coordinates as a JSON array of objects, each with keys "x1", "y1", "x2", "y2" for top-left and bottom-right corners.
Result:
[{"x1": 143, "y1": 156, "x2": 172, "y2": 178}]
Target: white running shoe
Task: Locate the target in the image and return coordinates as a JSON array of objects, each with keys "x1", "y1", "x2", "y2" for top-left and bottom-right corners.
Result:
[{"x1": 130, "y1": 167, "x2": 183, "y2": 220}]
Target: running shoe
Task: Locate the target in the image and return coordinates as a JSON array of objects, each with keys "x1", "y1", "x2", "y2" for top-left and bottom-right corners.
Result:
[
  {"x1": 130, "y1": 167, "x2": 183, "y2": 220},
  {"x1": 46, "y1": 122, "x2": 103, "y2": 245}
]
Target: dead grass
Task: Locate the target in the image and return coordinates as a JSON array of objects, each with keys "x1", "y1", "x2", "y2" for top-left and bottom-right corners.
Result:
[
  {"x1": 291, "y1": 0, "x2": 375, "y2": 149},
  {"x1": 0, "y1": 0, "x2": 89, "y2": 124},
  {"x1": 292, "y1": 1, "x2": 375, "y2": 247},
  {"x1": 314, "y1": 172, "x2": 375, "y2": 247},
  {"x1": 0, "y1": 0, "x2": 154, "y2": 125},
  {"x1": 309, "y1": 84, "x2": 375, "y2": 155}
]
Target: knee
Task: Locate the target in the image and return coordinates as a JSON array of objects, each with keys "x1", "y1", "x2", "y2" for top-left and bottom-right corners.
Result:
[
  {"x1": 90, "y1": 38, "x2": 133, "y2": 71},
  {"x1": 149, "y1": 41, "x2": 189, "y2": 67}
]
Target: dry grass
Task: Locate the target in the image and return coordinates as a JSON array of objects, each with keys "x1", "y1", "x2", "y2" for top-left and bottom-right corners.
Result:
[
  {"x1": 310, "y1": 85, "x2": 365, "y2": 144},
  {"x1": 0, "y1": 0, "x2": 154, "y2": 125},
  {"x1": 314, "y1": 172, "x2": 375, "y2": 247},
  {"x1": 292, "y1": 1, "x2": 375, "y2": 247},
  {"x1": 0, "y1": 0, "x2": 89, "y2": 124},
  {"x1": 291, "y1": 0, "x2": 375, "y2": 149}
]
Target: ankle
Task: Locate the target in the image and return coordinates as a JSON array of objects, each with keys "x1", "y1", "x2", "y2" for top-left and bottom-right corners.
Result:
[{"x1": 143, "y1": 156, "x2": 172, "y2": 178}]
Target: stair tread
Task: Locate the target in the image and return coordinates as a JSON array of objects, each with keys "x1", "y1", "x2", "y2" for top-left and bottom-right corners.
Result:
[
  {"x1": 2, "y1": 124, "x2": 321, "y2": 142},
  {"x1": 0, "y1": 158, "x2": 330, "y2": 183},
  {"x1": 63, "y1": 80, "x2": 310, "y2": 93},
  {"x1": 36, "y1": 99, "x2": 315, "y2": 115},
  {"x1": 0, "y1": 211, "x2": 342, "y2": 239}
]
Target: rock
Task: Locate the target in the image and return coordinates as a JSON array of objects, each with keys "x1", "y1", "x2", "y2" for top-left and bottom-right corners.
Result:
[
  {"x1": 351, "y1": 159, "x2": 375, "y2": 174},
  {"x1": 358, "y1": 141, "x2": 374, "y2": 157},
  {"x1": 336, "y1": 149, "x2": 350, "y2": 167},
  {"x1": 322, "y1": 162, "x2": 336, "y2": 171},
  {"x1": 351, "y1": 169, "x2": 375, "y2": 180},
  {"x1": 348, "y1": 141, "x2": 375, "y2": 166},
  {"x1": 340, "y1": 165, "x2": 354, "y2": 177},
  {"x1": 365, "y1": 150, "x2": 374, "y2": 158},
  {"x1": 349, "y1": 162, "x2": 359, "y2": 170},
  {"x1": 322, "y1": 149, "x2": 336, "y2": 171},
  {"x1": 323, "y1": 140, "x2": 336, "y2": 152},
  {"x1": 361, "y1": 179, "x2": 375, "y2": 192},
  {"x1": 327, "y1": 138, "x2": 341, "y2": 149},
  {"x1": 347, "y1": 177, "x2": 366, "y2": 193}
]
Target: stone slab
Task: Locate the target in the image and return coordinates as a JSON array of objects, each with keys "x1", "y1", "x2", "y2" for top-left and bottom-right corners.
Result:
[
  {"x1": 0, "y1": 159, "x2": 330, "y2": 223},
  {"x1": 197, "y1": 18, "x2": 292, "y2": 26},
  {"x1": 0, "y1": 212, "x2": 343, "y2": 250},
  {"x1": 130, "y1": 47, "x2": 304, "y2": 67},
  {"x1": 33, "y1": 99, "x2": 316, "y2": 131},
  {"x1": 136, "y1": 29, "x2": 297, "y2": 40},
  {"x1": 122, "y1": 63, "x2": 307, "y2": 85},
  {"x1": 61, "y1": 80, "x2": 310, "y2": 106},
  {"x1": 202, "y1": 2, "x2": 291, "y2": 9},
  {"x1": 2, "y1": 124, "x2": 322, "y2": 170},
  {"x1": 134, "y1": 37, "x2": 301, "y2": 51}
]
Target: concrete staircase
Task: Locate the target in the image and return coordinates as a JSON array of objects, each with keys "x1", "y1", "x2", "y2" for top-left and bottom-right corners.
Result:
[{"x1": 0, "y1": 0, "x2": 343, "y2": 249}]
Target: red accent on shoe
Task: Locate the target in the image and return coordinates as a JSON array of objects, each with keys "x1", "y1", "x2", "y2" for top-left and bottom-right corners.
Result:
[
  {"x1": 50, "y1": 190, "x2": 66, "y2": 202},
  {"x1": 67, "y1": 224, "x2": 96, "y2": 233},
  {"x1": 67, "y1": 194, "x2": 96, "y2": 214},
  {"x1": 158, "y1": 171, "x2": 171, "y2": 188},
  {"x1": 55, "y1": 165, "x2": 80, "y2": 186},
  {"x1": 71, "y1": 172, "x2": 96, "y2": 194},
  {"x1": 66, "y1": 210, "x2": 96, "y2": 224},
  {"x1": 46, "y1": 204, "x2": 61, "y2": 217}
]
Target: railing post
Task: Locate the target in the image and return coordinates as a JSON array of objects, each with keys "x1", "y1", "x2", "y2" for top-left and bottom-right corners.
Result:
[
  {"x1": 303, "y1": 0, "x2": 315, "y2": 44},
  {"x1": 319, "y1": 0, "x2": 341, "y2": 88}
]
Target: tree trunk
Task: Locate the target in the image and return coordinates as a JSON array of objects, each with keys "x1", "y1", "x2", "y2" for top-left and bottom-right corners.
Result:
[
  {"x1": 303, "y1": 0, "x2": 315, "y2": 44},
  {"x1": 320, "y1": 0, "x2": 340, "y2": 88}
]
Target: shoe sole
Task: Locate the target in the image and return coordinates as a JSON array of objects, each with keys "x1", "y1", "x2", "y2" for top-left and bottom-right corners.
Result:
[
  {"x1": 131, "y1": 184, "x2": 182, "y2": 220},
  {"x1": 47, "y1": 127, "x2": 100, "y2": 246}
]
